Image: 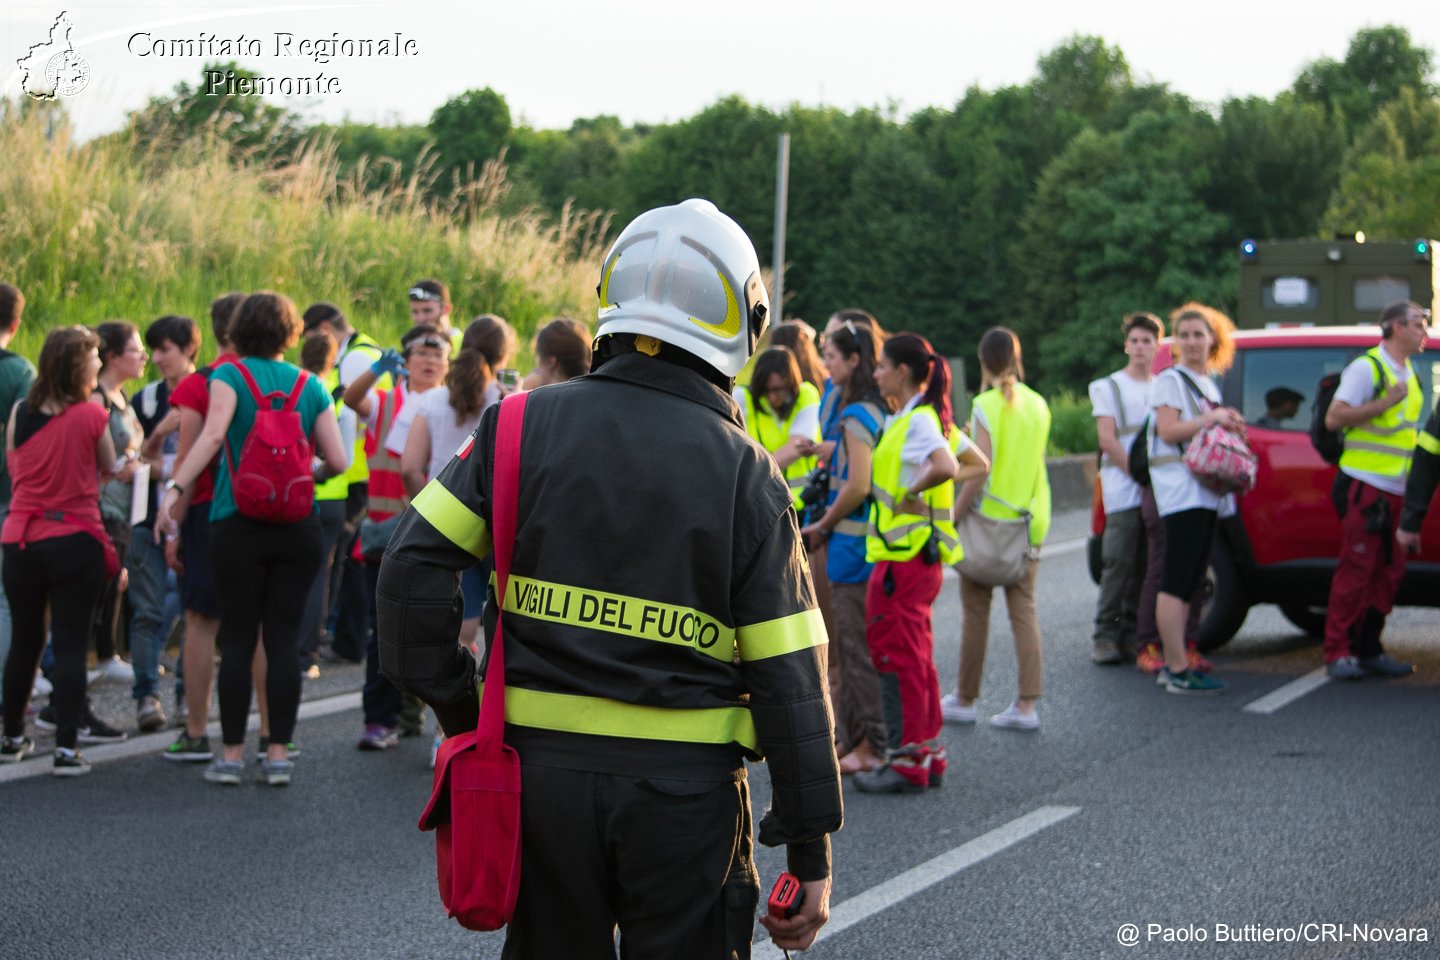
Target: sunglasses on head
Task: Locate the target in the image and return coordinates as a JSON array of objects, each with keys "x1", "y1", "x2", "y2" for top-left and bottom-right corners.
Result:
[
  {"x1": 408, "y1": 287, "x2": 442, "y2": 303},
  {"x1": 404, "y1": 334, "x2": 450, "y2": 355}
]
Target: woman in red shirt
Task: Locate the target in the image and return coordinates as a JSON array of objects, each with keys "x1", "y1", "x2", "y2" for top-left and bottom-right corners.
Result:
[{"x1": 0, "y1": 327, "x2": 120, "y2": 776}]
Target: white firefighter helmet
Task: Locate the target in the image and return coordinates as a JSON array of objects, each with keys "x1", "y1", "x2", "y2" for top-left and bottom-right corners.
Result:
[{"x1": 595, "y1": 198, "x2": 770, "y2": 377}]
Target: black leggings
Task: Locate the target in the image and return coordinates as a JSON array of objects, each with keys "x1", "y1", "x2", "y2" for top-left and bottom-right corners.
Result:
[
  {"x1": 3, "y1": 535, "x2": 106, "y2": 749},
  {"x1": 211, "y1": 514, "x2": 323, "y2": 747}
]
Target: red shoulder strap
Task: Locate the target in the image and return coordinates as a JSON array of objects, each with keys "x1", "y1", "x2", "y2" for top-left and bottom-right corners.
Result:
[
  {"x1": 228, "y1": 361, "x2": 268, "y2": 407},
  {"x1": 477, "y1": 392, "x2": 526, "y2": 749},
  {"x1": 284, "y1": 370, "x2": 310, "y2": 412}
]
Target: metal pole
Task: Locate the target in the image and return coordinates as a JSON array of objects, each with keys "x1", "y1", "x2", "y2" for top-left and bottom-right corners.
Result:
[{"x1": 772, "y1": 132, "x2": 790, "y2": 321}]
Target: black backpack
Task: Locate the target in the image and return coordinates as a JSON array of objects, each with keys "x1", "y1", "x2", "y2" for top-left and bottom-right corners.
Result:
[
  {"x1": 1127, "y1": 416, "x2": 1151, "y2": 487},
  {"x1": 1310, "y1": 354, "x2": 1384, "y2": 465}
]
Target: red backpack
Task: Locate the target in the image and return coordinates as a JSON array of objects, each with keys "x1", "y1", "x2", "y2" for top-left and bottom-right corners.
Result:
[{"x1": 224, "y1": 362, "x2": 316, "y2": 523}]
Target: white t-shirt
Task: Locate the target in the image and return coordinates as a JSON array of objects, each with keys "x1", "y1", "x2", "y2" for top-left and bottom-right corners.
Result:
[
  {"x1": 885, "y1": 395, "x2": 965, "y2": 492},
  {"x1": 411, "y1": 386, "x2": 482, "y2": 480},
  {"x1": 732, "y1": 387, "x2": 820, "y2": 441},
  {"x1": 1089, "y1": 370, "x2": 1152, "y2": 514},
  {"x1": 1148, "y1": 367, "x2": 1234, "y2": 517},
  {"x1": 1334, "y1": 344, "x2": 1411, "y2": 496}
]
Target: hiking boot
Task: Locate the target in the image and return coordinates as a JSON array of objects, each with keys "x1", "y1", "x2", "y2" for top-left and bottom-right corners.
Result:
[
  {"x1": 357, "y1": 724, "x2": 399, "y2": 751},
  {"x1": 137, "y1": 696, "x2": 167, "y2": 733},
  {"x1": 0, "y1": 735, "x2": 34, "y2": 763},
  {"x1": 855, "y1": 761, "x2": 929, "y2": 794},
  {"x1": 163, "y1": 733, "x2": 213, "y2": 763},
  {"x1": 1160, "y1": 667, "x2": 1226, "y2": 695},
  {"x1": 1136, "y1": 644, "x2": 1165, "y2": 674},
  {"x1": 1091, "y1": 642, "x2": 1123, "y2": 665},
  {"x1": 53, "y1": 747, "x2": 91, "y2": 777},
  {"x1": 204, "y1": 759, "x2": 244, "y2": 785},
  {"x1": 939, "y1": 692, "x2": 976, "y2": 725},
  {"x1": 1326, "y1": 656, "x2": 1364, "y2": 681},
  {"x1": 1358, "y1": 654, "x2": 1414, "y2": 678}
]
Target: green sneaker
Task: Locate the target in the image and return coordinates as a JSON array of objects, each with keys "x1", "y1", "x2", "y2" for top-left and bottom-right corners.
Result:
[
  {"x1": 1161, "y1": 667, "x2": 1226, "y2": 695},
  {"x1": 162, "y1": 733, "x2": 213, "y2": 763},
  {"x1": 255, "y1": 736, "x2": 300, "y2": 762}
]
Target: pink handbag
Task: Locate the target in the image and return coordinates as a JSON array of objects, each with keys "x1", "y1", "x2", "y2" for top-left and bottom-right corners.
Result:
[
  {"x1": 418, "y1": 391, "x2": 527, "y2": 931},
  {"x1": 1183, "y1": 423, "x2": 1257, "y2": 494}
]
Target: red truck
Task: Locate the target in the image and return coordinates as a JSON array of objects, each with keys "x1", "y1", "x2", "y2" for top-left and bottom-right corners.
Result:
[{"x1": 1088, "y1": 325, "x2": 1440, "y2": 650}]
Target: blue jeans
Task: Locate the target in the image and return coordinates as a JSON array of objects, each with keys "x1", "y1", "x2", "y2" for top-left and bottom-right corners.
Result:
[{"x1": 126, "y1": 529, "x2": 169, "y2": 701}]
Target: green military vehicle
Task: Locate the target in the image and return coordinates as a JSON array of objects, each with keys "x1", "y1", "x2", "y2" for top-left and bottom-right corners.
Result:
[{"x1": 1235, "y1": 235, "x2": 1436, "y2": 328}]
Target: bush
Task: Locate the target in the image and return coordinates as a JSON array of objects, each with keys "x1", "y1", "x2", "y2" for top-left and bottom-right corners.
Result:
[
  {"x1": 1047, "y1": 389, "x2": 1097, "y2": 455},
  {"x1": 0, "y1": 105, "x2": 605, "y2": 368}
]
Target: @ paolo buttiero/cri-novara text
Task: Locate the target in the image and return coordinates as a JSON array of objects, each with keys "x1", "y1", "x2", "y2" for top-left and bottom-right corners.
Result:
[
  {"x1": 126, "y1": 31, "x2": 421, "y2": 95},
  {"x1": 1115, "y1": 922, "x2": 1430, "y2": 947}
]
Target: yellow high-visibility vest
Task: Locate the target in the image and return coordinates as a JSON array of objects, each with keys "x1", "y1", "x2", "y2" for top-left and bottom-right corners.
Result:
[
  {"x1": 1340, "y1": 347, "x2": 1423, "y2": 479},
  {"x1": 866, "y1": 403, "x2": 959, "y2": 564},
  {"x1": 740, "y1": 381, "x2": 820, "y2": 508}
]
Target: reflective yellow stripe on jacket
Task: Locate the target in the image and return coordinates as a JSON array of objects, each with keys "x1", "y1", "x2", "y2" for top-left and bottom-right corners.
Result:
[
  {"x1": 478, "y1": 683, "x2": 759, "y2": 752},
  {"x1": 866, "y1": 404, "x2": 959, "y2": 564},
  {"x1": 410, "y1": 478, "x2": 491, "y2": 558},
  {"x1": 1340, "y1": 348, "x2": 1423, "y2": 479}
]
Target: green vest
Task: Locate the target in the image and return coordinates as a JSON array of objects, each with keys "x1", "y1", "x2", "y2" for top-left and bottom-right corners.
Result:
[
  {"x1": 1340, "y1": 346, "x2": 1422, "y2": 479},
  {"x1": 866, "y1": 404, "x2": 960, "y2": 564},
  {"x1": 972, "y1": 384, "x2": 1052, "y2": 545},
  {"x1": 741, "y1": 381, "x2": 821, "y2": 508},
  {"x1": 335, "y1": 333, "x2": 388, "y2": 485},
  {"x1": 315, "y1": 391, "x2": 349, "y2": 501}
]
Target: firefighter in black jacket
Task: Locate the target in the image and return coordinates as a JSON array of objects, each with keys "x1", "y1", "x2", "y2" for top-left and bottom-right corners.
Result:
[
  {"x1": 377, "y1": 199, "x2": 842, "y2": 958},
  {"x1": 1397, "y1": 403, "x2": 1440, "y2": 553}
]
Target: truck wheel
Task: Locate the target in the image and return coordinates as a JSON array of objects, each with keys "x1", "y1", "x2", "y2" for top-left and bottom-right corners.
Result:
[
  {"x1": 1279, "y1": 603, "x2": 1327, "y2": 638},
  {"x1": 1196, "y1": 541, "x2": 1250, "y2": 652}
]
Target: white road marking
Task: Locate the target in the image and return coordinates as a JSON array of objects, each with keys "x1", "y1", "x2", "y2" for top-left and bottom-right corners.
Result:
[
  {"x1": 755, "y1": 805, "x2": 1081, "y2": 956},
  {"x1": 1242, "y1": 668, "x2": 1331, "y2": 715},
  {"x1": 0, "y1": 691, "x2": 361, "y2": 785}
]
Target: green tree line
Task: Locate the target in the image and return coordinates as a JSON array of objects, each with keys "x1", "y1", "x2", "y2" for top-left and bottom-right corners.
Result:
[{"x1": 114, "y1": 26, "x2": 1439, "y2": 391}]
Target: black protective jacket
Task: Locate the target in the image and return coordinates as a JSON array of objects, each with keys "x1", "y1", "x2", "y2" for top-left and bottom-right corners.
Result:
[
  {"x1": 1400, "y1": 404, "x2": 1440, "y2": 533},
  {"x1": 377, "y1": 351, "x2": 842, "y2": 879}
]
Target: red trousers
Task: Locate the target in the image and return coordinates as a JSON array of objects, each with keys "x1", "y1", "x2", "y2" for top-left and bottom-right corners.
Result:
[
  {"x1": 1323, "y1": 479, "x2": 1406, "y2": 663},
  {"x1": 865, "y1": 558, "x2": 943, "y2": 749}
]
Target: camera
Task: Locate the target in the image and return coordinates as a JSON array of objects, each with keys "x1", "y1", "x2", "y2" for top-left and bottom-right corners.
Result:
[{"x1": 798, "y1": 465, "x2": 830, "y2": 509}]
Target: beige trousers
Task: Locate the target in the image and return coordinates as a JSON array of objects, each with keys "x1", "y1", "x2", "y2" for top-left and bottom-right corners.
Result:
[{"x1": 957, "y1": 559, "x2": 1043, "y2": 703}]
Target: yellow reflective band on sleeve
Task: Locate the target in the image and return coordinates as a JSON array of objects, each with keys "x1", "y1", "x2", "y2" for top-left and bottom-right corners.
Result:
[
  {"x1": 736, "y1": 608, "x2": 827, "y2": 662},
  {"x1": 480, "y1": 683, "x2": 758, "y2": 752},
  {"x1": 411, "y1": 481, "x2": 492, "y2": 559},
  {"x1": 1420, "y1": 432, "x2": 1440, "y2": 456},
  {"x1": 500, "y1": 575, "x2": 736, "y2": 662}
]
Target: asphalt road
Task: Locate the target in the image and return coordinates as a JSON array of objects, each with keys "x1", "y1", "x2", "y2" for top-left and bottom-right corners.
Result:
[{"x1": 3, "y1": 508, "x2": 1438, "y2": 960}]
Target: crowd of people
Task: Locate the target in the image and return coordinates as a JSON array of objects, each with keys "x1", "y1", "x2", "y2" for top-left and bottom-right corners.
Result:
[{"x1": 0, "y1": 278, "x2": 593, "y2": 779}]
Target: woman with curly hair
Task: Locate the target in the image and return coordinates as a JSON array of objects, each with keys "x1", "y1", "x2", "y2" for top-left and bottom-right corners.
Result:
[{"x1": 1146, "y1": 303, "x2": 1241, "y2": 694}]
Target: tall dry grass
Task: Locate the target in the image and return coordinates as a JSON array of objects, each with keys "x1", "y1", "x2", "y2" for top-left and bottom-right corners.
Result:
[{"x1": 0, "y1": 106, "x2": 608, "y2": 366}]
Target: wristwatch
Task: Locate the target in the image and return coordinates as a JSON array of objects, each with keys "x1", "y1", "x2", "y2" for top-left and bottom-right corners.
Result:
[{"x1": 164, "y1": 479, "x2": 185, "y2": 495}]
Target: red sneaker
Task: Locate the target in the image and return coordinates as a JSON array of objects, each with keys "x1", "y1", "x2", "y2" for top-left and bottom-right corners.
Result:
[
  {"x1": 1186, "y1": 645, "x2": 1213, "y2": 674},
  {"x1": 1136, "y1": 644, "x2": 1165, "y2": 675}
]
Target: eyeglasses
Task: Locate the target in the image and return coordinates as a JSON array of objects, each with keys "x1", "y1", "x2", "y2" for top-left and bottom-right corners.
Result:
[
  {"x1": 408, "y1": 287, "x2": 442, "y2": 303},
  {"x1": 404, "y1": 335, "x2": 450, "y2": 356}
]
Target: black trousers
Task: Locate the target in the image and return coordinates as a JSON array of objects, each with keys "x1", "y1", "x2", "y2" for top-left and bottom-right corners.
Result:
[
  {"x1": 3, "y1": 535, "x2": 106, "y2": 749},
  {"x1": 211, "y1": 514, "x2": 323, "y2": 746},
  {"x1": 500, "y1": 765, "x2": 759, "y2": 960}
]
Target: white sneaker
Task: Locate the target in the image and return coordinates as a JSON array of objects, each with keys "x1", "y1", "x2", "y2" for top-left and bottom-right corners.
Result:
[
  {"x1": 989, "y1": 702, "x2": 1040, "y2": 731},
  {"x1": 32, "y1": 675, "x2": 53, "y2": 697},
  {"x1": 940, "y1": 692, "x2": 977, "y2": 725},
  {"x1": 88, "y1": 656, "x2": 135, "y2": 686}
]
